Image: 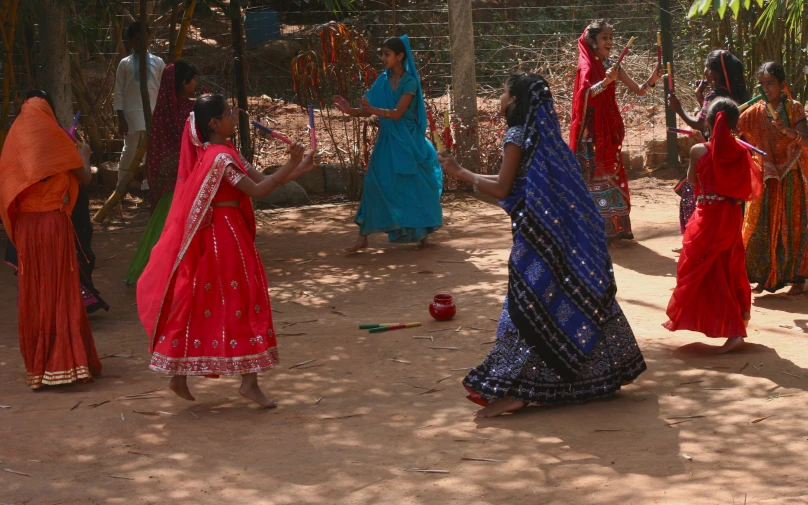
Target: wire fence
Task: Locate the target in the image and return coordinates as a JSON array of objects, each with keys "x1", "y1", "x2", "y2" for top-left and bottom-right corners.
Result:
[{"x1": 1, "y1": 0, "x2": 707, "y2": 184}]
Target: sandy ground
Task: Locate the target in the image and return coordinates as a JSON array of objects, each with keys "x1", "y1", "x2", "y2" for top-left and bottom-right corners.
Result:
[{"x1": 1, "y1": 182, "x2": 808, "y2": 505}]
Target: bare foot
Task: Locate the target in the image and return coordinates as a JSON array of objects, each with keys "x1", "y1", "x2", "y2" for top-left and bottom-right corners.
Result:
[
  {"x1": 716, "y1": 336, "x2": 744, "y2": 354},
  {"x1": 752, "y1": 283, "x2": 765, "y2": 294},
  {"x1": 169, "y1": 375, "x2": 195, "y2": 401},
  {"x1": 474, "y1": 397, "x2": 527, "y2": 418},
  {"x1": 419, "y1": 237, "x2": 436, "y2": 248},
  {"x1": 345, "y1": 235, "x2": 368, "y2": 253},
  {"x1": 786, "y1": 283, "x2": 806, "y2": 296},
  {"x1": 239, "y1": 374, "x2": 277, "y2": 408},
  {"x1": 671, "y1": 246, "x2": 682, "y2": 253}
]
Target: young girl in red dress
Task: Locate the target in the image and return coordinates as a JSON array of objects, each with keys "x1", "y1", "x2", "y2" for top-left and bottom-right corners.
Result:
[
  {"x1": 663, "y1": 98, "x2": 762, "y2": 353},
  {"x1": 137, "y1": 95, "x2": 317, "y2": 406}
]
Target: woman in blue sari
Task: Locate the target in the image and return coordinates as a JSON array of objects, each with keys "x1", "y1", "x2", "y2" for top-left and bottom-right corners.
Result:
[
  {"x1": 334, "y1": 35, "x2": 443, "y2": 251},
  {"x1": 438, "y1": 74, "x2": 646, "y2": 417}
]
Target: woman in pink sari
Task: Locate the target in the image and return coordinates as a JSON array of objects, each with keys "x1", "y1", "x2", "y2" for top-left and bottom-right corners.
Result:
[{"x1": 137, "y1": 94, "x2": 316, "y2": 406}]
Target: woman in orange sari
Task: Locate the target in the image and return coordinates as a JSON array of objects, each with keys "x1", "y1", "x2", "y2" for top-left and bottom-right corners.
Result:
[
  {"x1": 737, "y1": 62, "x2": 808, "y2": 294},
  {"x1": 0, "y1": 91, "x2": 102, "y2": 389}
]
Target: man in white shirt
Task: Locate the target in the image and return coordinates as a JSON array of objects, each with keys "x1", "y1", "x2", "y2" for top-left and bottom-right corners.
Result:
[{"x1": 113, "y1": 21, "x2": 165, "y2": 192}]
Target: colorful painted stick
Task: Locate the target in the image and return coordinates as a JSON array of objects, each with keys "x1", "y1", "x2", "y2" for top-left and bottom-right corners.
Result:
[
  {"x1": 359, "y1": 323, "x2": 404, "y2": 329},
  {"x1": 656, "y1": 32, "x2": 662, "y2": 66},
  {"x1": 426, "y1": 109, "x2": 445, "y2": 152},
  {"x1": 251, "y1": 120, "x2": 293, "y2": 144},
  {"x1": 616, "y1": 36, "x2": 636, "y2": 65},
  {"x1": 307, "y1": 105, "x2": 317, "y2": 150},
  {"x1": 63, "y1": 127, "x2": 79, "y2": 144},
  {"x1": 668, "y1": 127, "x2": 766, "y2": 156},
  {"x1": 443, "y1": 110, "x2": 453, "y2": 151},
  {"x1": 667, "y1": 127, "x2": 698, "y2": 136},
  {"x1": 738, "y1": 94, "x2": 763, "y2": 113},
  {"x1": 756, "y1": 85, "x2": 780, "y2": 119},
  {"x1": 736, "y1": 138, "x2": 767, "y2": 157},
  {"x1": 369, "y1": 322, "x2": 422, "y2": 333},
  {"x1": 63, "y1": 110, "x2": 81, "y2": 143},
  {"x1": 667, "y1": 62, "x2": 674, "y2": 92}
]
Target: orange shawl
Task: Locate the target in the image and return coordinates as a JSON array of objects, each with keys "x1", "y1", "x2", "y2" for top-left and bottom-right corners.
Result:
[{"x1": 0, "y1": 97, "x2": 82, "y2": 244}]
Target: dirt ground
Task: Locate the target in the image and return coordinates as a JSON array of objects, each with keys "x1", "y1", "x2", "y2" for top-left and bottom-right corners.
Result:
[{"x1": 1, "y1": 181, "x2": 807, "y2": 505}]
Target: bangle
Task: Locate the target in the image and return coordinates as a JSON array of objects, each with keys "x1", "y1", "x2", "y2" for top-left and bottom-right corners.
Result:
[
  {"x1": 590, "y1": 82, "x2": 604, "y2": 97},
  {"x1": 795, "y1": 131, "x2": 803, "y2": 143},
  {"x1": 647, "y1": 80, "x2": 655, "y2": 88},
  {"x1": 473, "y1": 173, "x2": 481, "y2": 187}
]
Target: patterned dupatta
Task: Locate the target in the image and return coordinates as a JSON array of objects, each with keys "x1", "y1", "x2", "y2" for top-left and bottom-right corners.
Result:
[
  {"x1": 137, "y1": 114, "x2": 253, "y2": 351},
  {"x1": 502, "y1": 77, "x2": 619, "y2": 380},
  {"x1": 145, "y1": 63, "x2": 195, "y2": 209}
]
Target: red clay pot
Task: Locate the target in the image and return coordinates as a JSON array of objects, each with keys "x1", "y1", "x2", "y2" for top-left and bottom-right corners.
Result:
[{"x1": 429, "y1": 294, "x2": 456, "y2": 321}]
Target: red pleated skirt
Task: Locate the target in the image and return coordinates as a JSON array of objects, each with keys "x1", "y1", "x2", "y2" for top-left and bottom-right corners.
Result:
[
  {"x1": 15, "y1": 211, "x2": 101, "y2": 389},
  {"x1": 149, "y1": 206, "x2": 278, "y2": 375},
  {"x1": 663, "y1": 200, "x2": 751, "y2": 338}
]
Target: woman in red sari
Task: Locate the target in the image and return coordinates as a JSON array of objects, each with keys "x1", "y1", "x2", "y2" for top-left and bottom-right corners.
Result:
[
  {"x1": 137, "y1": 94, "x2": 316, "y2": 406},
  {"x1": 570, "y1": 19, "x2": 663, "y2": 243},
  {"x1": 0, "y1": 91, "x2": 102, "y2": 389},
  {"x1": 663, "y1": 98, "x2": 762, "y2": 353}
]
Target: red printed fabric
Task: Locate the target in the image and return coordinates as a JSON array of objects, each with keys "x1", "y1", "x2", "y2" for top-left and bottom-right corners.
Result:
[
  {"x1": 144, "y1": 63, "x2": 195, "y2": 210},
  {"x1": 138, "y1": 118, "x2": 277, "y2": 375},
  {"x1": 569, "y1": 30, "x2": 627, "y2": 188}
]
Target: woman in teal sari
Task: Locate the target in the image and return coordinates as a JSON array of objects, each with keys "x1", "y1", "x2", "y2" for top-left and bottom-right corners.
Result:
[
  {"x1": 124, "y1": 60, "x2": 197, "y2": 285},
  {"x1": 334, "y1": 35, "x2": 443, "y2": 251}
]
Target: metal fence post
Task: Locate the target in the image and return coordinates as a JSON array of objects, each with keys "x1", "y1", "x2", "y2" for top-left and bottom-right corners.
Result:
[
  {"x1": 660, "y1": 0, "x2": 679, "y2": 168},
  {"x1": 447, "y1": 0, "x2": 479, "y2": 171}
]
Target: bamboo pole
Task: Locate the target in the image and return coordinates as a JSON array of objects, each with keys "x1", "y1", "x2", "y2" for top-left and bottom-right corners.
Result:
[{"x1": 174, "y1": 0, "x2": 196, "y2": 62}]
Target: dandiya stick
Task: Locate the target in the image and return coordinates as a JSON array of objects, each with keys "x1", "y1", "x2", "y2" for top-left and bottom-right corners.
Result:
[
  {"x1": 251, "y1": 120, "x2": 293, "y2": 144},
  {"x1": 667, "y1": 62, "x2": 674, "y2": 92},
  {"x1": 616, "y1": 36, "x2": 636, "y2": 65},
  {"x1": 667, "y1": 127, "x2": 767, "y2": 156},
  {"x1": 656, "y1": 32, "x2": 662, "y2": 66},
  {"x1": 307, "y1": 105, "x2": 317, "y2": 149},
  {"x1": 757, "y1": 85, "x2": 779, "y2": 118},
  {"x1": 369, "y1": 322, "x2": 421, "y2": 333},
  {"x1": 443, "y1": 110, "x2": 453, "y2": 151},
  {"x1": 359, "y1": 323, "x2": 405, "y2": 329},
  {"x1": 738, "y1": 93, "x2": 763, "y2": 113}
]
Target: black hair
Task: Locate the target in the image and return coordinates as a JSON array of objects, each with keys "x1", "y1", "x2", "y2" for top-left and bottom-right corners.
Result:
[
  {"x1": 127, "y1": 21, "x2": 150, "y2": 42},
  {"x1": 757, "y1": 61, "x2": 786, "y2": 84},
  {"x1": 504, "y1": 73, "x2": 545, "y2": 128},
  {"x1": 174, "y1": 60, "x2": 199, "y2": 95},
  {"x1": 706, "y1": 97, "x2": 740, "y2": 130},
  {"x1": 705, "y1": 50, "x2": 748, "y2": 103},
  {"x1": 585, "y1": 19, "x2": 613, "y2": 45},
  {"x1": 381, "y1": 37, "x2": 407, "y2": 60},
  {"x1": 193, "y1": 94, "x2": 227, "y2": 142},
  {"x1": 24, "y1": 89, "x2": 56, "y2": 115}
]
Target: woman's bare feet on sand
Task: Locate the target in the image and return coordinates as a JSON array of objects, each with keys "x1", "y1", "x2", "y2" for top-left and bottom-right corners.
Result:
[
  {"x1": 786, "y1": 283, "x2": 806, "y2": 296},
  {"x1": 239, "y1": 373, "x2": 277, "y2": 408},
  {"x1": 169, "y1": 375, "x2": 195, "y2": 401},
  {"x1": 419, "y1": 237, "x2": 436, "y2": 248},
  {"x1": 475, "y1": 397, "x2": 527, "y2": 418},
  {"x1": 717, "y1": 336, "x2": 744, "y2": 354},
  {"x1": 345, "y1": 235, "x2": 368, "y2": 253},
  {"x1": 752, "y1": 283, "x2": 765, "y2": 294}
]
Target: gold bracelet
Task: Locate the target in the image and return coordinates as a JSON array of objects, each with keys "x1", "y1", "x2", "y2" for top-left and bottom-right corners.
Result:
[{"x1": 795, "y1": 131, "x2": 803, "y2": 143}]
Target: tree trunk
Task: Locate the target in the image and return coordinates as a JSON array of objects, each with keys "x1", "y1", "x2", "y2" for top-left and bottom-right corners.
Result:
[
  {"x1": 36, "y1": 0, "x2": 72, "y2": 125},
  {"x1": 229, "y1": 1, "x2": 252, "y2": 160}
]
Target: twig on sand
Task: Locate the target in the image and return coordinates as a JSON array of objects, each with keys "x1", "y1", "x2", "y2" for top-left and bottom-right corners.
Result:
[
  {"x1": 108, "y1": 475, "x2": 134, "y2": 480},
  {"x1": 3, "y1": 468, "x2": 31, "y2": 477},
  {"x1": 405, "y1": 468, "x2": 449, "y2": 474},
  {"x1": 289, "y1": 359, "x2": 316, "y2": 369},
  {"x1": 391, "y1": 358, "x2": 411, "y2": 365},
  {"x1": 461, "y1": 457, "x2": 506, "y2": 462},
  {"x1": 70, "y1": 400, "x2": 83, "y2": 411}
]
